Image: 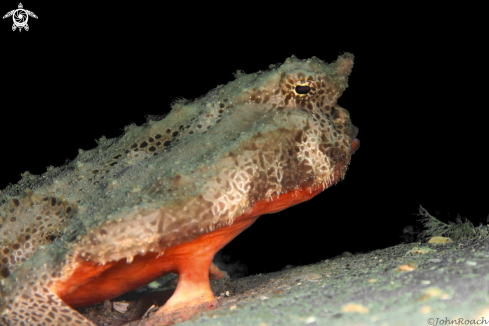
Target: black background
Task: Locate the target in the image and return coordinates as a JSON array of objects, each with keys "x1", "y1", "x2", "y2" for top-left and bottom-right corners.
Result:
[{"x1": 1, "y1": 3, "x2": 487, "y2": 277}]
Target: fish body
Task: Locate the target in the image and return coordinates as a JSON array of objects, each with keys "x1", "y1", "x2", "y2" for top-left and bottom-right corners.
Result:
[{"x1": 0, "y1": 54, "x2": 359, "y2": 325}]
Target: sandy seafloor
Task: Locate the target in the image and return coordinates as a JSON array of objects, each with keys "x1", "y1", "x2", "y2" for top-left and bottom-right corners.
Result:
[{"x1": 81, "y1": 236, "x2": 489, "y2": 326}]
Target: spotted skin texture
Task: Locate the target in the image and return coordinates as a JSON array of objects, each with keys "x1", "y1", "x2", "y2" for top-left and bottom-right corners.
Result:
[{"x1": 0, "y1": 54, "x2": 359, "y2": 325}]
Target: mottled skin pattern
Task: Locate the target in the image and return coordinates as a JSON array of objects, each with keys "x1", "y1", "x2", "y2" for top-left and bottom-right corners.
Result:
[{"x1": 0, "y1": 54, "x2": 359, "y2": 325}]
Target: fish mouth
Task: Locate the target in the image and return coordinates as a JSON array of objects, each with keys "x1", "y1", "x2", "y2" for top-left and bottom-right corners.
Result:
[
  {"x1": 350, "y1": 138, "x2": 360, "y2": 154},
  {"x1": 348, "y1": 125, "x2": 360, "y2": 155}
]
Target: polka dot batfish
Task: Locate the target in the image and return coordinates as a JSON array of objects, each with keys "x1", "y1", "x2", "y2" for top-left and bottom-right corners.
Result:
[{"x1": 0, "y1": 53, "x2": 359, "y2": 325}]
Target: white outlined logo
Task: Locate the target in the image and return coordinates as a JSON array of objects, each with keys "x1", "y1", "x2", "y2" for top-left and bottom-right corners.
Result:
[{"x1": 3, "y1": 3, "x2": 37, "y2": 32}]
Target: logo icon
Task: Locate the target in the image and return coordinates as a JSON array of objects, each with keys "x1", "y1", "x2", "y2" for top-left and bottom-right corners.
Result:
[{"x1": 3, "y1": 3, "x2": 37, "y2": 32}]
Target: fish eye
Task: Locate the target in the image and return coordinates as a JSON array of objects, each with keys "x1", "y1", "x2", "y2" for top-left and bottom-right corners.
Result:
[
  {"x1": 295, "y1": 85, "x2": 311, "y2": 94},
  {"x1": 288, "y1": 80, "x2": 317, "y2": 101}
]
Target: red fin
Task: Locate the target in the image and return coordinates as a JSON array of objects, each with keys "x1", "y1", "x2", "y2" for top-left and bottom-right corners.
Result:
[{"x1": 54, "y1": 184, "x2": 329, "y2": 324}]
